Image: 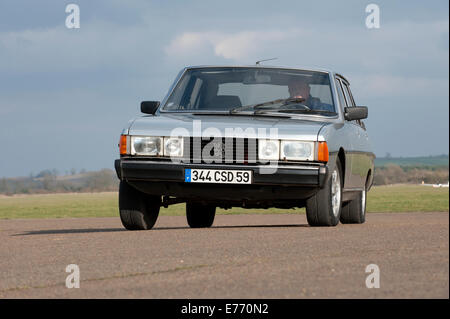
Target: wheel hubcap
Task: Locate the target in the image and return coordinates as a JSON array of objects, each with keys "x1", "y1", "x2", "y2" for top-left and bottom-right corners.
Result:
[{"x1": 331, "y1": 169, "x2": 341, "y2": 217}]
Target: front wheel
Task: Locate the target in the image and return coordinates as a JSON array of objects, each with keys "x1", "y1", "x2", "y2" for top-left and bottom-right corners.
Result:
[
  {"x1": 306, "y1": 160, "x2": 343, "y2": 226},
  {"x1": 119, "y1": 181, "x2": 161, "y2": 230},
  {"x1": 186, "y1": 202, "x2": 216, "y2": 228}
]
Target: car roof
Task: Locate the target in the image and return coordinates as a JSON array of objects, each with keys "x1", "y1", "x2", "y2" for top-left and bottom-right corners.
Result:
[
  {"x1": 184, "y1": 65, "x2": 335, "y2": 75},
  {"x1": 181, "y1": 65, "x2": 351, "y2": 86}
]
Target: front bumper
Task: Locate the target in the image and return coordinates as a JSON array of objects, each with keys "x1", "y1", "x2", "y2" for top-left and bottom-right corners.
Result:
[
  {"x1": 115, "y1": 159, "x2": 328, "y2": 202},
  {"x1": 115, "y1": 159, "x2": 328, "y2": 187}
]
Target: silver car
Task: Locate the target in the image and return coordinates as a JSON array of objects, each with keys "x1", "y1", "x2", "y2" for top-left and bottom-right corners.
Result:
[{"x1": 115, "y1": 66, "x2": 375, "y2": 229}]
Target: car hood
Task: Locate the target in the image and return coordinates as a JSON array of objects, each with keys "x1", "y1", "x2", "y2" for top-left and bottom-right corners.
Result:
[{"x1": 127, "y1": 113, "x2": 329, "y2": 141}]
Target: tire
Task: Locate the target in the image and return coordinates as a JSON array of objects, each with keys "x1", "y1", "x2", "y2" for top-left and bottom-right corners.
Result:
[
  {"x1": 186, "y1": 202, "x2": 216, "y2": 228},
  {"x1": 119, "y1": 181, "x2": 161, "y2": 230},
  {"x1": 306, "y1": 159, "x2": 343, "y2": 227},
  {"x1": 340, "y1": 184, "x2": 367, "y2": 224}
]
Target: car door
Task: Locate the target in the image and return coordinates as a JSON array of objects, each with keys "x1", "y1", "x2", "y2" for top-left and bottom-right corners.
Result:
[{"x1": 339, "y1": 79, "x2": 371, "y2": 189}]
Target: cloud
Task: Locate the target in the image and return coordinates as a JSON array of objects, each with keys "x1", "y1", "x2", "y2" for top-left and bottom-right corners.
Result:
[
  {"x1": 164, "y1": 22, "x2": 449, "y2": 101},
  {"x1": 213, "y1": 31, "x2": 291, "y2": 60},
  {"x1": 164, "y1": 29, "x2": 304, "y2": 61},
  {"x1": 164, "y1": 31, "x2": 217, "y2": 57},
  {"x1": 165, "y1": 19, "x2": 448, "y2": 72}
]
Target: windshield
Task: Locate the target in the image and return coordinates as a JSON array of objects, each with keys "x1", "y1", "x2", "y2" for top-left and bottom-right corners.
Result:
[{"x1": 163, "y1": 67, "x2": 336, "y2": 115}]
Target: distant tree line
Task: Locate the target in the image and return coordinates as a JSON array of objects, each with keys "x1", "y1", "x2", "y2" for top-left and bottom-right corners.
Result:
[
  {"x1": 373, "y1": 164, "x2": 449, "y2": 185},
  {"x1": 0, "y1": 169, "x2": 118, "y2": 195}
]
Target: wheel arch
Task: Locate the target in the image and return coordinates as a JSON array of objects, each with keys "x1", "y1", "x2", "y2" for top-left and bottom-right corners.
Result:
[{"x1": 337, "y1": 147, "x2": 346, "y2": 187}]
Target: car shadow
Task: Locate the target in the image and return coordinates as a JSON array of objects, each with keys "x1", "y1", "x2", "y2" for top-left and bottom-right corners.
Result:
[
  {"x1": 12, "y1": 224, "x2": 309, "y2": 236},
  {"x1": 11, "y1": 228, "x2": 126, "y2": 236}
]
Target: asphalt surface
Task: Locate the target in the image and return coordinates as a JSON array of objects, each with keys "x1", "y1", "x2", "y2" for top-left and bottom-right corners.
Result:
[{"x1": 0, "y1": 212, "x2": 448, "y2": 298}]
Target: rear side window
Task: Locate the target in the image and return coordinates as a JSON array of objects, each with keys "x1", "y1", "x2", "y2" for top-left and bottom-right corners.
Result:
[
  {"x1": 335, "y1": 79, "x2": 347, "y2": 110},
  {"x1": 342, "y1": 82, "x2": 355, "y2": 106}
]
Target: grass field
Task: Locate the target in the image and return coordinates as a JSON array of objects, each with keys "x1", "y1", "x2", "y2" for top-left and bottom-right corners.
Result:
[{"x1": 0, "y1": 185, "x2": 448, "y2": 219}]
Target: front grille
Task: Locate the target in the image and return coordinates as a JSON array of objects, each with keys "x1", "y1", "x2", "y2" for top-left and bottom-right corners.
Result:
[{"x1": 186, "y1": 137, "x2": 258, "y2": 164}]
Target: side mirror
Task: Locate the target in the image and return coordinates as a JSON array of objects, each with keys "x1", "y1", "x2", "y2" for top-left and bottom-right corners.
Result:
[
  {"x1": 344, "y1": 106, "x2": 368, "y2": 121},
  {"x1": 141, "y1": 101, "x2": 160, "y2": 115}
]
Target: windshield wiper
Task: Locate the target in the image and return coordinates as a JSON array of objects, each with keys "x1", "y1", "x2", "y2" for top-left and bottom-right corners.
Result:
[
  {"x1": 229, "y1": 97, "x2": 306, "y2": 114},
  {"x1": 255, "y1": 107, "x2": 336, "y2": 116},
  {"x1": 191, "y1": 111, "x2": 292, "y2": 118}
]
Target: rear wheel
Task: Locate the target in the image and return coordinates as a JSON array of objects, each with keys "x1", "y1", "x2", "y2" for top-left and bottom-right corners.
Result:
[
  {"x1": 119, "y1": 181, "x2": 161, "y2": 230},
  {"x1": 340, "y1": 184, "x2": 367, "y2": 224},
  {"x1": 186, "y1": 202, "x2": 216, "y2": 228},
  {"x1": 306, "y1": 159, "x2": 343, "y2": 226}
]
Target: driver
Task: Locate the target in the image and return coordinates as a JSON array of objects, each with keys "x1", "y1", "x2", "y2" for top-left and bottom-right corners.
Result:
[{"x1": 288, "y1": 80, "x2": 334, "y2": 112}]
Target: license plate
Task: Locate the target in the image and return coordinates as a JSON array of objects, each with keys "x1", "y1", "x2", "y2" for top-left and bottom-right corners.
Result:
[{"x1": 185, "y1": 169, "x2": 252, "y2": 184}]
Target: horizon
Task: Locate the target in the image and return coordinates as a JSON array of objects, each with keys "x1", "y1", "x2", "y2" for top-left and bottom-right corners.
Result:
[{"x1": 2, "y1": 153, "x2": 448, "y2": 179}]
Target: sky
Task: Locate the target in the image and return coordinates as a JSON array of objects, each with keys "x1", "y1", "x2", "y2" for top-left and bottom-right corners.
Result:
[{"x1": 0, "y1": 0, "x2": 448, "y2": 177}]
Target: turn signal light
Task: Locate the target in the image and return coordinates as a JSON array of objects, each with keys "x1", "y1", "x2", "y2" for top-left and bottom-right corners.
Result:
[
  {"x1": 119, "y1": 135, "x2": 128, "y2": 155},
  {"x1": 317, "y1": 142, "x2": 329, "y2": 162}
]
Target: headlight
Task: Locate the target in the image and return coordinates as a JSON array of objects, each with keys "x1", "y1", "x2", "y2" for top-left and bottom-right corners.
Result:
[
  {"x1": 164, "y1": 137, "x2": 183, "y2": 157},
  {"x1": 280, "y1": 141, "x2": 314, "y2": 161},
  {"x1": 131, "y1": 136, "x2": 162, "y2": 156},
  {"x1": 258, "y1": 140, "x2": 280, "y2": 161}
]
